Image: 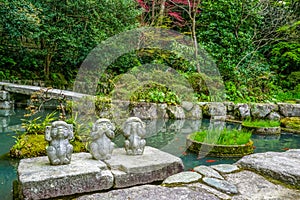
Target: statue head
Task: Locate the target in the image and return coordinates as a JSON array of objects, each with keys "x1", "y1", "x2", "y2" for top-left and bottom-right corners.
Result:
[
  {"x1": 92, "y1": 118, "x2": 115, "y2": 137},
  {"x1": 123, "y1": 117, "x2": 146, "y2": 136},
  {"x1": 45, "y1": 121, "x2": 73, "y2": 141}
]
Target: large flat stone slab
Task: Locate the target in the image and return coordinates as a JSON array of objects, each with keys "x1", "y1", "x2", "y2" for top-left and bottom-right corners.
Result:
[
  {"x1": 104, "y1": 146, "x2": 184, "y2": 188},
  {"x1": 225, "y1": 170, "x2": 300, "y2": 200},
  {"x1": 77, "y1": 184, "x2": 220, "y2": 200},
  {"x1": 17, "y1": 153, "x2": 113, "y2": 200},
  {"x1": 236, "y1": 149, "x2": 300, "y2": 187}
]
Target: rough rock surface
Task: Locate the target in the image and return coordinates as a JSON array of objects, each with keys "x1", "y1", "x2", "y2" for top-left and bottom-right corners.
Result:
[
  {"x1": 202, "y1": 177, "x2": 238, "y2": 194},
  {"x1": 226, "y1": 170, "x2": 300, "y2": 200},
  {"x1": 236, "y1": 149, "x2": 300, "y2": 187},
  {"x1": 267, "y1": 111, "x2": 281, "y2": 120},
  {"x1": 193, "y1": 165, "x2": 224, "y2": 180},
  {"x1": 278, "y1": 103, "x2": 300, "y2": 117},
  {"x1": 17, "y1": 153, "x2": 113, "y2": 200},
  {"x1": 250, "y1": 103, "x2": 278, "y2": 119},
  {"x1": 166, "y1": 105, "x2": 185, "y2": 119},
  {"x1": 203, "y1": 102, "x2": 226, "y2": 117},
  {"x1": 211, "y1": 164, "x2": 239, "y2": 174},
  {"x1": 234, "y1": 103, "x2": 250, "y2": 120},
  {"x1": 131, "y1": 103, "x2": 158, "y2": 119},
  {"x1": 104, "y1": 146, "x2": 184, "y2": 188},
  {"x1": 77, "y1": 184, "x2": 220, "y2": 200},
  {"x1": 162, "y1": 171, "x2": 202, "y2": 185}
]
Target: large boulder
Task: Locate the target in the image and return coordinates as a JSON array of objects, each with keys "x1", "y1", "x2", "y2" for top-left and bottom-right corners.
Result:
[
  {"x1": 202, "y1": 103, "x2": 226, "y2": 118},
  {"x1": 130, "y1": 102, "x2": 157, "y2": 119},
  {"x1": 278, "y1": 103, "x2": 300, "y2": 117},
  {"x1": 234, "y1": 103, "x2": 250, "y2": 120},
  {"x1": 236, "y1": 149, "x2": 300, "y2": 187},
  {"x1": 250, "y1": 103, "x2": 278, "y2": 119},
  {"x1": 166, "y1": 105, "x2": 185, "y2": 119}
]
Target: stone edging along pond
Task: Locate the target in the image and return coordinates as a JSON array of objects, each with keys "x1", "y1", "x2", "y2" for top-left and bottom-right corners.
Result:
[{"x1": 99, "y1": 101, "x2": 300, "y2": 121}]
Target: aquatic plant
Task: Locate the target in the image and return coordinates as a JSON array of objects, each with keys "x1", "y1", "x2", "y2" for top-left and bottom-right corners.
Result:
[
  {"x1": 242, "y1": 119, "x2": 280, "y2": 128},
  {"x1": 190, "y1": 128, "x2": 252, "y2": 145}
]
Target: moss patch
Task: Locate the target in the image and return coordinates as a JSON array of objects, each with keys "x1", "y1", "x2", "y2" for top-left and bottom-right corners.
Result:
[
  {"x1": 10, "y1": 134, "x2": 87, "y2": 159},
  {"x1": 280, "y1": 117, "x2": 300, "y2": 130}
]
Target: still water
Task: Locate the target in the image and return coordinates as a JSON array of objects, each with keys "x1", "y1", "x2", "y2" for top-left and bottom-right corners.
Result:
[{"x1": 1, "y1": 110, "x2": 300, "y2": 199}]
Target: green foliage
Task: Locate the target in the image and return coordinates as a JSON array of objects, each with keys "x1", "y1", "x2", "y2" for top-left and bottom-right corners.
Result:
[
  {"x1": 21, "y1": 111, "x2": 57, "y2": 135},
  {"x1": 0, "y1": 0, "x2": 140, "y2": 82},
  {"x1": 130, "y1": 82, "x2": 181, "y2": 105},
  {"x1": 242, "y1": 119, "x2": 280, "y2": 128},
  {"x1": 190, "y1": 128, "x2": 252, "y2": 145}
]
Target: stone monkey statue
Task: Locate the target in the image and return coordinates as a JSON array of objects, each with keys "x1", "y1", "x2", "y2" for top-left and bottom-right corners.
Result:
[
  {"x1": 89, "y1": 118, "x2": 115, "y2": 160},
  {"x1": 45, "y1": 121, "x2": 73, "y2": 165},
  {"x1": 122, "y1": 117, "x2": 146, "y2": 155}
]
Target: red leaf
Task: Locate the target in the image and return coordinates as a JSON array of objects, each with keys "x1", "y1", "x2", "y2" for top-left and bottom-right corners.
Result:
[
  {"x1": 136, "y1": 0, "x2": 149, "y2": 12},
  {"x1": 168, "y1": 12, "x2": 184, "y2": 22}
]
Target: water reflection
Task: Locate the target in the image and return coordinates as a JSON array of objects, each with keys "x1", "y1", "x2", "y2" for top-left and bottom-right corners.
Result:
[{"x1": 1, "y1": 109, "x2": 300, "y2": 199}]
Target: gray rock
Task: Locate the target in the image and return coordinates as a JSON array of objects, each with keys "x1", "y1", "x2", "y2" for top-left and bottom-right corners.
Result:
[
  {"x1": 0, "y1": 117, "x2": 9, "y2": 128},
  {"x1": 267, "y1": 111, "x2": 281, "y2": 120},
  {"x1": 278, "y1": 103, "x2": 300, "y2": 117},
  {"x1": 234, "y1": 103, "x2": 250, "y2": 120},
  {"x1": 236, "y1": 150, "x2": 300, "y2": 187},
  {"x1": 0, "y1": 90, "x2": 9, "y2": 101},
  {"x1": 131, "y1": 102, "x2": 157, "y2": 119},
  {"x1": 225, "y1": 170, "x2": 300, "y2": 200},
  {"x1": 105, "y1": 146, "x2": 184, "y2": 188},
  {"x1": 166, "y1": 105, "x2": 185, "y2": 119},
  {"x1": 211, "y1": 164, "x2": 239, "y2": 174},
  {"x1": 250, "y1": 103, "x2": 278, "y2": 119},
  {"x1": 187, "y1": 183, "x2": 231, "y2": 200},
  {"x1": 0, "y1": 101, "x2": 13, "y2": 109},
  {"x1": 0, "y1": 109, "x2": 14, "y2": 117},
  {"x1": 162, "y1": 171, "x2": 202, "y2": 185},
  {"x1": 223, "y1": 102, "x2": 235, "y2": 112},
  {"x1": 185, "y1": 104, "x2": 203, "y2": 119},
  {"x1": 193, "y1": 165, "x2": 224, "y2": 180},
  {"x1": 203, "y1": 102, "x2": 226, "y2": 117},
  {"x1": 77, "y1": 184, "x2": 220, "y2": 200},
  {"x1": 156, "y1": 103, "x2": 168, "y2": 118},
  {"x1": 202, "y1": 177, "x2": 238, "y2": 194},
  {"x1": 17, "y1": 153, "x2": 113, "y2": 200},
  {"x1": 182, "y1": 101, "x2": 194, "y2": 111}
]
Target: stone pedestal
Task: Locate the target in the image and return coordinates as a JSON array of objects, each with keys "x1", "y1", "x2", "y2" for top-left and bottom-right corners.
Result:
[{"x1": 16, "y1": 147, "x2": 184, "y2": 199}]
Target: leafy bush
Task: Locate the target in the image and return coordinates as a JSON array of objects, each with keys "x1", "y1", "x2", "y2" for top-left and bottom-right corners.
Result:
[{"x1": 130, "y1": 82, "x2": 181, "y2": 105}]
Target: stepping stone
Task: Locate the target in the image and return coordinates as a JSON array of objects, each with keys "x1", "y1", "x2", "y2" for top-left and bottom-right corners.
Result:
[
  {"x1": 162, "y1": 171, "x2": 202, "y2": 185},
  {"x1": 193, "y1": 165, "x2": 224, "y2": 180},
  {"x1": 211, "y1": 164, "x2": 239, "y2": 173},
  {"x1": 203, "y1": 177, "x2": 238, "y2": 194}
]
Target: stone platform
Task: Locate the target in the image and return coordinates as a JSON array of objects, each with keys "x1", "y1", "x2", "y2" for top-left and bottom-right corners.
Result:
[{"x1": 16, "y1": 146, "x2": 184, "y2": 200}]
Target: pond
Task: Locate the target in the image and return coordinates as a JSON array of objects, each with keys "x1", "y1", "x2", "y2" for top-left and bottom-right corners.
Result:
[{"x1": 1, "y1": 109, "x2": 300, "y2": 199}]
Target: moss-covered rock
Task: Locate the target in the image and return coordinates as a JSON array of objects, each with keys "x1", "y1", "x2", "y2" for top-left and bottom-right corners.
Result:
[
  {"x1": 280, "y1": 117, "x2": 300, "y2": 130},
  {"x1": 186, "y1": 134, "x2": 254, "y2": 157},
  {"x1": 10, "y1": 134, "x2": 87, "y2": 159}
]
